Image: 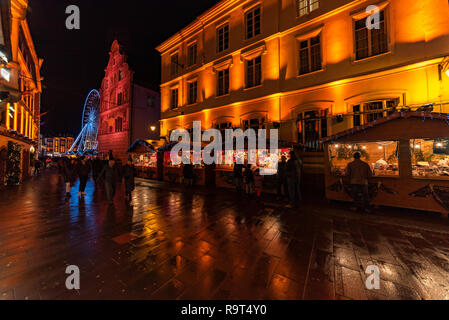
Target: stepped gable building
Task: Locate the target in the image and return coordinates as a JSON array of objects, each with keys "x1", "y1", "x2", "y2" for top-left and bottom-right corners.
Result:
[{"x1": 98, "y1": 40, "x2": 160, "y2": 162}]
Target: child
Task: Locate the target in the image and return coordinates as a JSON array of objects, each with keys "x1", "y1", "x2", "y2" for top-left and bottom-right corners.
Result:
[{"x1": 253, "y1": 168, "x2": 264, "y2": 200}]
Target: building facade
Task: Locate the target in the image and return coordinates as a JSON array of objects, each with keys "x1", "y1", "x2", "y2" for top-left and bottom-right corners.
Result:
[
  {"x1": 0, "y1": 0, "x2": 43, "y2": 186},
  {"x1": 156, "y1": 0, "x2": 449, "y2": 174},
  {"x1": 98, "y1": 40, "x2": 161, "y2": 162},
  {"x1": 41, "y1": 135, "x2": 74, "y2": 158}
]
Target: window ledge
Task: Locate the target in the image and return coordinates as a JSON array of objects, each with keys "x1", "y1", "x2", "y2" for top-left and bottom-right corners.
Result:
[
  {"x1": 296, "y1": 68, "x2": 325, "y2": 79},
  {"x1": 352, "y1": 51, "x2": 392, "y2": 64},
  {"x1": 243, "y1": 84, "x2": 263, "y2": 91},
  {"x1": 216, "y1": 93, "x2": 230, "y2": 99}
]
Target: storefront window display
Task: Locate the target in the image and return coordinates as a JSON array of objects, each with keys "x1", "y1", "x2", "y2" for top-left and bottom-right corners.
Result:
[
  {"x1": 410, "y1": 139, "x2": 449, "y2": 179},
  {"x1": 132, "y1": 153, "x2": 157, "y2": 168},
  {"x1": 329, "y1": 141, "x2": 399, "y2": 177},
  {"x1": 215, "y1": 149, "x2": 290, "y2": 173},
  {"x1": 164, "y1": 151, "x2": 204, "y2": 168}
]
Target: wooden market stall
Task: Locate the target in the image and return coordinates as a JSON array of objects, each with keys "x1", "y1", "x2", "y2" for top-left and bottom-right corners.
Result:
[
  {"x1": 322, "y1": 111, "x2": 449, "y2": 215},
  {"x1": 126, "y1": 140, "x2": 158, "y2": 179},
  {"x1": 158, "y1": 142, "x2": 206, "y2": 186},
  {"x1": 215, "y1": 140, "x2": 299, "y2": 193}
]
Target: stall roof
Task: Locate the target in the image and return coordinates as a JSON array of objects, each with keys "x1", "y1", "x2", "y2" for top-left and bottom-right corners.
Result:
[
  {"x1": 322, "y1": 111, "x2": 449, "y2": 143},
  {"x1": 126, "y1": 140, "x2": 155, "y2": 153}
]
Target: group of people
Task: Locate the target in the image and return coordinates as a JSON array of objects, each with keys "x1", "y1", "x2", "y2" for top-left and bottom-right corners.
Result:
[
  {"x1": 232, "y1": 150, "x2": 304, "y2": 208},
  {"x1": 58, "y1": 155, "x2": 137, "y2": 204}
]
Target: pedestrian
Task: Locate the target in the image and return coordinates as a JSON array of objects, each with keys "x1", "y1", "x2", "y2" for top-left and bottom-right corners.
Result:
[
  {"x1": 34, "y1": 159, "x2": 41, "y2": 175},
  {"x1": 183, "y1": 162, "x2": 194, "y2": 186},
  {"x1": 63, "y1": 158, "x2": 76, "y2": 198},
  {"x1": 98, "y1": 158, "x2": 119, "y2": 205},
  {"x1": 345, "y1": 152, "x2": 373, "y2": 213},
  {"x1": 77, "y1": 156, "x2": 90, "y2": 196},
  {"x1": 276, "y1": 155, "x2": 288, "y2": 200},
  {"x1": 295, "y1": 150, "x2": 304, "y2": 205},
  {"x1": 253, "y1": 168, "x2": 264, "y2": 200},
  {"x1": 233, "y1": 161, "x2": 244, "y2": 192},
  {"x1": 244, "y1": 164, "x2": 254, "y2": 196},
  {"x1": 286, "y1": 151, "x2": 300, "y2": 208},
  {"x1": 123, "y1": 160, "x2": 136, "y2": 202}
]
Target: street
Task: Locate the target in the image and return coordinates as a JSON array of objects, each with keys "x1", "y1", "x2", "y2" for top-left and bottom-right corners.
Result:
[{"x1": 1, "y1": 170, "x2": 449, "y2": 300}]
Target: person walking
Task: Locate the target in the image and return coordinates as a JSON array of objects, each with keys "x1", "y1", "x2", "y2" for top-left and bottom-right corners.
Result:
[
  {"x1": 99, "y1": 158, "x2": 119, "y2": 205},
  {"x1": 77, "y1": 156, "x2": 90, "y2": 196},
  {"x1": 276, "y1": 155, "x2": 288, "y2": 200},
  {"x1": 123, "y1": 160, "x2": 136, "y2": 202},
  {"x1": 253, "y1": 168, "x2": 264, "y2": 200},
  {"x1": 63, "y1": 158, "x2": 76, "y2": 198},
  {"x1": 345, "y1": 152, "x2": 373, "y2": 213},
  {"x1": 233, "y1": 162, "x2": 244, "y2": 192},
  {"x1": 286, "y1": 151, "x2": 300, "y2": 208},
  {"x1": 244, "y1": 164, "x2": 255, "y2": 196}
]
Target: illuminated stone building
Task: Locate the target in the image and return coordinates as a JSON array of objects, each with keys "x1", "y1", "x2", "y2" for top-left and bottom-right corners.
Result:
[
  {"x1": 42, "y1": 135, "x2": 74, "y2": 157},
  {"x1": 98, "y1": 40, "x2": 161, "y2": 163},
  {"x1": 156, "y1": 0, "x2": 449, "y2": 178},
  {"x1": 0, "y1": 0, "x2": 43, "y2": 184}
]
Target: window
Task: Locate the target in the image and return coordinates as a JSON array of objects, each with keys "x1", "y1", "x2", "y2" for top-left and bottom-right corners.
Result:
[
  {"x1": 115, "y1": 117, "x2": 123, "y2": 132},
  {"x1": 215, "y1": 122, "x2": 233, "y2": 139},
  {"x1": 147, "y1": 96, "x2": 154, "y2": 107},
  {"x1": 170, "y1": 88, "x2": 178, "y2": 109},
  {"x1": 171, "y1": 53, "x2": 180, "y2": 76},
  {"x1": 188, "y1": 81, "x2": 198, "y2": 105},
  {"x1": 299, "y1": 35, "x2": 321, "y2": 75},
  {"x1": 352, "y1": 99, "x2": 398, "y2": 126},
  {"x1": 217, "y1": 68, "x2": 230, "y2": 96},
  {"x1": 117, "y1": 92, "x2": 123, "y2": 106},
  {"x1": 242, "y1": 118, "x2": 265, "y2": 131},
  {"x1": 217, "y1": 24, "x2": 229, "y2": 53},
  {"x1": 105, "y1": 79, "x2": 108, "y2": 89},
  {"x1": 246, "y1": 56, "x2": 262, "y2": 88},
  {"x1": 245, "y1": 6, "x2": 261, "y2": 39},
  {"x1": 297, "y1": 0, "x2": 319, "y2": 17},
  {"x1": 187, "y1": 43, "x2": 197, "y2": 67},
  {"x1": 118, "y1": 70, "x2": 123, "y2": 81},
  {"x1": 355, "y1": 10, "x2": 388, "y2": 60}
]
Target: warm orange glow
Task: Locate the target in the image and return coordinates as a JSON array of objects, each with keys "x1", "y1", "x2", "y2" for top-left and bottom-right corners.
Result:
[
  {"x1": 13, "y1": 103, "x2": 18, "y2": 131},
  {"x1": 6, "y1": 103, "x2": 10, "y2": 130}
]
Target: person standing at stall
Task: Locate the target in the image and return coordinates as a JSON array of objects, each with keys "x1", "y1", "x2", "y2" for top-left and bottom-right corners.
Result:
[
  {"x1": 286, "y1": 151, "x2": 301, "y2": 208},
  {"x1": 233, "y1": 161, "x2": 244, "y2": 193},
  {"x1": 345, "y1": 152, "x2": 373, "y2": 213},
  {"x1": 244, "y1": 164, "x2": 255, "y2": 196},
  {"x1": 276, "y1": 155, "x2": 288, "y2": 201}
]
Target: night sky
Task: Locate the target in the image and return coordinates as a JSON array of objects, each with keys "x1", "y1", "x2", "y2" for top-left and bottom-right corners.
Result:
[{"x1": 28, "y1": 0, "x2": 219, "y2": 136}]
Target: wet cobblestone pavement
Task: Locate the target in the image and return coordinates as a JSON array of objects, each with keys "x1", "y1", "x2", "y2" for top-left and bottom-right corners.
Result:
[{"x1": 1, "y1": 170, "x2": 449, "y2": 300}]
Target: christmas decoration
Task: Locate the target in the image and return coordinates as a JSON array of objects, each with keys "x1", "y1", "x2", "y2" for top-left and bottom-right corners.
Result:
[{"x1": 6, "y1": 141, "x2": 22, "y2": 186}]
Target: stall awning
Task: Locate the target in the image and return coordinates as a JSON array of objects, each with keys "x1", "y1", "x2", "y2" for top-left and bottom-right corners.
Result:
[
  {"x1": 126, "y1": 140, "x2": 155, "y2": 153},
  {"x1": 321, "y1": 111, "x2": 449, "y2": 143}
]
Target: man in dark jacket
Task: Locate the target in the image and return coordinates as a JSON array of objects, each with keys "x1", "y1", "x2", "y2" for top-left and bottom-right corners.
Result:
[
  {"x1": 63, "y1": 158, "x2": 77, "y2": 198},
  {"x1": 286, "y1": 151, "x2": 300, "y2": 208},
  {"x1": 233, "y1": 162, "x2": 244, "y2": 192},
  {"x1": 99, "y1": 159, "x2": 119, "y2": 204},
  {"x1": 346, "y1": 152, "x2": 373, "y2": 213},
  {"x1": 276, "y1": 155, "x2": 288, "y2": 200},
  {"x1": 77, "y1": 157, "x2": 91, "y2": 196},
  {"x1": 123, "y1": 160, "x2": 136, "y2": 202}
]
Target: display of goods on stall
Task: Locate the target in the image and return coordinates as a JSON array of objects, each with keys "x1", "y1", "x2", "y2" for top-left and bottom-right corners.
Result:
[
  {"x1": 410, "y1": 139, "x2": 449, "y2": 178},
  {"x1": 328, "y1": 141, "x2": 399, "y2": 177},
  {"x1": 126, "y1": 140, "x2": 157, "y2": 179}
]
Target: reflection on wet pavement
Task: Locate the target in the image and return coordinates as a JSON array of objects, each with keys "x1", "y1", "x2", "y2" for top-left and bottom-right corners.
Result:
[{"x1": 1, "y1": 170, "x2": 449, "y2": 300}]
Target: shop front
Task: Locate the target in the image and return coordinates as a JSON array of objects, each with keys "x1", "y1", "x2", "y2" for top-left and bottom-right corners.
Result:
[
  {"x1": 126, "y1": 140, "x2": 158, "y2": 179},
  {"x1": 323, "y1": 112, "x2": 449, "y2": 216}
]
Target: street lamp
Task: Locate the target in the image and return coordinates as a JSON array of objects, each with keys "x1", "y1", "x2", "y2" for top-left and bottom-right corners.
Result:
[{"x1": 150, "y1": 125, "x2": 156, "y2": 132}]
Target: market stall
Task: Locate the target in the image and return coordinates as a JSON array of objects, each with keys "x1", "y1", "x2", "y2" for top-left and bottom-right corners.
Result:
[
  {"x1": 158, "y1": 142, "x2": 206, "y2": 185},
  {"x1": 323, "y1": 111, "x2": 449, "y2": 215},
  {"x1": 215, "y1": 140, "x2": 297, "y2": 192},
  {"x1": 126, "y1": 140, "x2": 158, "y2": 179}
]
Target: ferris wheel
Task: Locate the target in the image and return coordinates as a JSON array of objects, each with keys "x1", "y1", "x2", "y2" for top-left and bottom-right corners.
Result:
[{"x1": 68, "y1": 89, "x2": 101, "y2": 155}]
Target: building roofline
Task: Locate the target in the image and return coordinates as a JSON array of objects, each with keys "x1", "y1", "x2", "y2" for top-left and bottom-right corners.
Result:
[{"x1": 155, "y1": 0, "x2": 236, "y2": 54}]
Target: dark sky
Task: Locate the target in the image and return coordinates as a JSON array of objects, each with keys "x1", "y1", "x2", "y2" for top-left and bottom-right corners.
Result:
[{"x1": 28, "y1": 0, "x2": 219, "y2": 136}]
